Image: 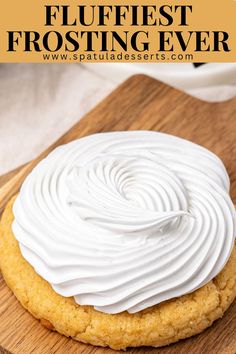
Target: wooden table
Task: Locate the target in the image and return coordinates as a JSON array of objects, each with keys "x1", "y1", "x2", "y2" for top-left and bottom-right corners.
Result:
[{"x1": 0, "y1": 75, "x2": 235, "y2": 354}]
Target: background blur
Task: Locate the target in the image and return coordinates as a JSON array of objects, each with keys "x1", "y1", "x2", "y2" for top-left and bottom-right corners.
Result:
[{"x1": 1, "y1": 62, "x2": 236, "y2": 175}]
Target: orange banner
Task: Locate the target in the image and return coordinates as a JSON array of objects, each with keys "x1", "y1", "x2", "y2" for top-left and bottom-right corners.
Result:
[{"x1": 0, "y1": 0, "x2": 235, "y2": 62}]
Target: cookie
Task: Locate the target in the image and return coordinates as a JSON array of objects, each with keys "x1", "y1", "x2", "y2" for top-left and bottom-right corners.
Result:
[{"x1": 0, "y1": 196, "x2": 236, "y2": 350}]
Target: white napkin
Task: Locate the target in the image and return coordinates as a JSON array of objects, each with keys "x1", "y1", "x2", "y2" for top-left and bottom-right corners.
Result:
[{"x1": 0, "y1": 64, "x2": 115, "y2": 175}]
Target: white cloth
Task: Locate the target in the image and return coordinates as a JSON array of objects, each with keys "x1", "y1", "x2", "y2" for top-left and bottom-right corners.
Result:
[
  {"x1": 0, "y1": 64, "x2": 115, "y2": 175},
  {"x1": 84, "y1": 63, "x2": 236, "y2": 102}
]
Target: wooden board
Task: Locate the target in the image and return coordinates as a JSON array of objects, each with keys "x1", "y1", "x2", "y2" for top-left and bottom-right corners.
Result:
[{"x1": 0, "y1": 74, "x2": 236, "y2": 354}]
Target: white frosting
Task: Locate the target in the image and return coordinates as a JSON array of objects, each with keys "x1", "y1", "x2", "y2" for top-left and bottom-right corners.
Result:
[{"x1": 12, "y1": 131, "x2": 236, "y2": 314}]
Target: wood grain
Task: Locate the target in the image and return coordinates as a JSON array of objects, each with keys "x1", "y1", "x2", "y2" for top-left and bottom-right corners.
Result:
[{"x1": 0, "y1": 75, "x2": 236, "y2": 354}]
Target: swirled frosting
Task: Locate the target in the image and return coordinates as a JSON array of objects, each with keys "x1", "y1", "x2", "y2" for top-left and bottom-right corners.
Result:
[{"x1": 12, "y1": 131, "x2": 236, "y2": 314}]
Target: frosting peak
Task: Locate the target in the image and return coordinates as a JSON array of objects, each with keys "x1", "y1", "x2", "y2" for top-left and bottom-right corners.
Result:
[
  {"x1": 12, "y1": 131, "x2": 236, "y2": 314},
  {"x1": 67, "y1": 153, "x2": 190, "y2": 233}
]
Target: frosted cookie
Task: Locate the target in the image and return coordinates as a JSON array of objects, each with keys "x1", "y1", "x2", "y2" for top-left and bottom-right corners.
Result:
[{"x1": 0, "y1": 131, "x2": 235, "y2": 350}]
